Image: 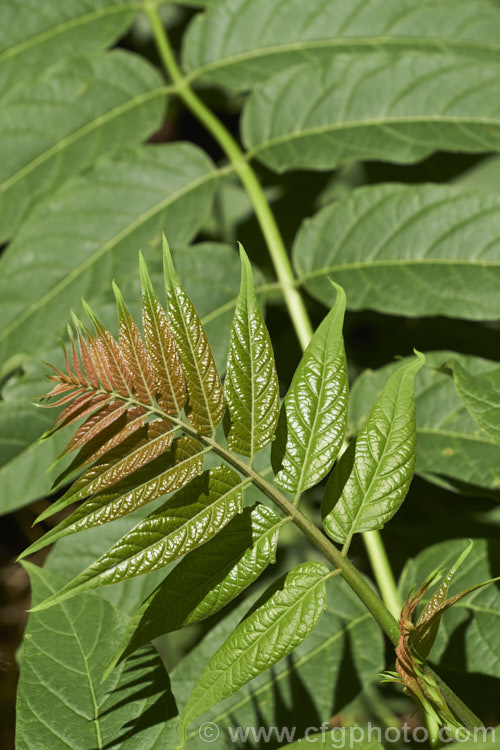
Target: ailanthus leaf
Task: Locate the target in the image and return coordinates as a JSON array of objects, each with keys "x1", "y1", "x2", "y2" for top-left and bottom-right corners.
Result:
[
  {"x1": 224, "y1": 245, "x2": 279, "y2": 457},
  {"x1": 112, "y1": 283, "x2": 157, "y2": 404},
  {"x1": 163, "y1": 236, "x2": 225, "y2": 434},
  {"x1": 61, "y1": 400, "x2": 129, "y2": 458},
  {"x1": 28, "y1": 434, "x2": 200, "y2": 536},
  {"x1": 322, "y1": 352, "x2": 425, "y2": 546},
  {"x1": 104, "y1": 504, "x2": 284, "y2": 679},
  {"x1": 271, "y1": 283, "x2": 348, "y2": 494},
  {"x1": 180, "y1": 561, "x2": 329, "y2": 732},
  {"x1": 81, "y1": 300, "x2": 133, "y2": 398},
  {"x1": 139, "y1": 252, "x2": 186, "y2": 416},
  {"x1": 30, "y1": 466, "x2": 245, "y2": 611},
  {"x1": 53, "y1": 406, "x2": 148, "y2": 489}
]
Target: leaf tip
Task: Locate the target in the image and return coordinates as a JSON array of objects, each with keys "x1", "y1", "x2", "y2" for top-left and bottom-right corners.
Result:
[{"x1": 162, "y1": 234, "x2": 178, "y2": 287}]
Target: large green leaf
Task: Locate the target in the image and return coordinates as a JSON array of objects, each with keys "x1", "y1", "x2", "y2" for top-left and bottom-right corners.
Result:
[
  {"x1": 349, "y1": 352, "x2": 500, "y2": 493},
  {"x1": 224, "y1": 246, "x2": 279, "y2": 457},
  {"x1": 294, "y1": 184, "x2": 500, "y2": 320},
  {"x1": 450, "y1": 360, "x2": 500, "y2": 444},
  {"x1": 272, "y1": 285, "x2": 348, "y2": 494},
  {"x1": 31, "y1": 466, "x2": 245, "y2": 610},
  {"x1": 16, "y1": 563, "x2": 180, "y2": 750},
  {"x1": 163, "y1": 238, "x2": 226, "y2": 434},
  {"x1": 183, "y1": 0, "x2": 500, "y2": 91},
  {"x1": 0, "y1": 50, "x2": 166, "y2": 243},
  {"x1": 173, "y1": 574, "x2": 384, "y2": 749},
  {"x1": 243, "y1": 54, "x2": 500, "y2": 173},
  {"x1": 0, "y1": 0, "x2": 136, "y2": 99},
  {"x1": 322, "y1": 354, "x2": 424, "y2": 545},
  {"x1": 181, "y1": 561, "x2": 329, "y2": 732},
  {"x1": 0, "y1": 143, "x2": 218, "y2": 376},
  {"x1": 105, "y1": 503, "x2": 284, "y2": 677},
  {"x1": 399, "y1": 539, "x2": 500, "y2": 678}
]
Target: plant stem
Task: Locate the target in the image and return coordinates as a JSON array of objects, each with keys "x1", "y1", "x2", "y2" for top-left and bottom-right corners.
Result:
[
  {"x1": 143, "y1": 8, "x2": 481, "y2": 730},
  {"x1": 144, "y1": 0, "x2": 403, "y2": 623},
  {"x1": 363, "y1": 530, "x2": 401, "y2": 619},
  {"x1": 143, "y1": 1, "x2": 312, "y2": 351}
]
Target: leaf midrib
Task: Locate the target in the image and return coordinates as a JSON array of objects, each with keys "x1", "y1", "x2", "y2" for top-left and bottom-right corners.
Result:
[
  {"x1": 246, "y1": 115, "x2": 500, "y2": 159},
  {"x1": 0, "y1": 167, "x2": 221, "y2": 345},
  {"x1": 186, "y1": 36, "x2": 500, "y2": 84},
  {"x1": 1, "y1": 84, "x2": 173, "y2": 193},
  {"x1": 0, "y1": 4, "x2": 136, "y2": 64}
]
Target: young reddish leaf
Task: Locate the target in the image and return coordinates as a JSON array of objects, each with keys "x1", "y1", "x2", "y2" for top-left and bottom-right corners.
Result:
[
  {"x1": 139, "y1": 253, "x2": 186, "y2": 415},
  {"x1": 113, "y1": 282, "x2": 157, "y2": 404},
  {"x1": 61, "y1": 401, "x2": 129, "y2": 457},
  {"x1": 20, "y1": 435, "x2": 205, "y2": 557},
  {"x1": 163, "y1": 236, "x2": 225, "y2": 434},
  {"x1": 82, "y1": 300, "x2": 133, "y2": 397},
  {"x1": 29, "y1": 466, "x2": 245, "y2": 610}
]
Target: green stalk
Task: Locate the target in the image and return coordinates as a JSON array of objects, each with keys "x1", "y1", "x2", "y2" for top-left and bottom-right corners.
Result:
[
  {"x1": 363, "y1": 530, "x2": 401, "y2": 619},
  {"x1": 144, "y1": 0, "x2": 402, "y2": 622},
  {"x1": 143, "y1": 5, "x2": 481, "y2": 730}
]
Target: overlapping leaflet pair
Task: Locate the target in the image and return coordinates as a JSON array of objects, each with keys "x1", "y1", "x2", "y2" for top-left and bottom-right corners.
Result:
[{"x1": 20, "y1": 235, "x2": 424, "y2": 732}]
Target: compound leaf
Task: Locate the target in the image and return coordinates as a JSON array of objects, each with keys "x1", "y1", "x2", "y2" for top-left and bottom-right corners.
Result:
[
  {"x1": 272, "y1": 284, "x2": 347, "y2": 494},
  {"x1": 181, "y1": 561, "x2": 329, "y2": 732},
  {"x1": 105, "y1": 503, "x2": 284, "y2": 678},
  {"x1": 31, "y1": 466, "x2": 245, "y2": 611},
  {"x1": 224, "y1": 245, "x2": 279, "y2": 457},
  {"x1": 322, "y1": 353, "x2": 424, "y2": 545}
]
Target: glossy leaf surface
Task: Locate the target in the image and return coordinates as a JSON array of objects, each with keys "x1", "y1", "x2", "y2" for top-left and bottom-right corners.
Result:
[
  {"x1": 31, "y1": 466, "x2": 245, "y2": 610},
  {"x1": 105, "y1": 503, "x2": 284, "y2": 677},
  {"x1": 225, "y1": 246, "x2": 279, "y2": 457},
  {"x1": 349, "y1": 352, "x2": 500, "y2": 492},
  {"x1": 322, "y1": 354, "x2": 424, "y2": 544},
  {"x1": 272, "y1": 285, "x2": 348, "y2": 494},
  {"x1": 181, "y1": 561, "x2": 329, "y2": 731},
  {"x1": 163, "y1": 238, "x2": 225, "y2": 434}
]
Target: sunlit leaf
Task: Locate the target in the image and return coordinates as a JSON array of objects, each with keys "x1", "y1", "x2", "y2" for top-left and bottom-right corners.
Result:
[
  {"x1": 272, "y1": 284, "x2": 347, "y2": 494},
  {"x1": 322, "y1": 353, "x2": 424, "y2": 545},
  {"x1": 224, "y1": 245, "x2": 279, "y2": 457}
]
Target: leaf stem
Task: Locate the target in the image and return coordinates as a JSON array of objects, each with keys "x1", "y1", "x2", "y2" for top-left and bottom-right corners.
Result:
[
  {"x1": 363, "y1": 530, "x2": 401, "y2": 619},
  {"x1": 142, "y1": 7, "x2": 480, "y2": 729},
  {"x1": 143, "y1": 0, "x2": 313, "y2": 351}
]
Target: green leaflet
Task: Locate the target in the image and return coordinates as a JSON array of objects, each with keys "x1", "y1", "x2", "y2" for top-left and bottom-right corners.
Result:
[
  {"x1": 399, "y1": 539, "x2": 500, "y2": 679},
  {"x1": 224, "y1": 245, "x2": 279, "y2": 457},
  {"x1": 322, "y1": 353, "x2": 424, "y2": 546},
  {"x1": 183, "y1": 0, "x2": 500, "y2": 90},
  {"x1": 348, "y1": 351, "x2": 500, "y2": 492},
  {"x1": 242, "y1": 54, "x2": 500, "y2": 173},
  {"x1": 180, "y1": 561, "x2": 329, "y2": 733},
  {"x1": 104, "y1": 503, "x2": 284, "y2": 679},
  {"x1": 0, "y1": 50, "x2": 166, "y2": 243},
  {"x1": 31, "y1": 466, "x2": 245, "y2": 611},
  {"x1": 20, "y1": 436, "x2": 205, "y2": 557},
  {"x1": 293, "y1": 184, "x2": 500, "y2": 320},
  {"x1": 0, "y1": 143, "x2": 217, "y2": 373},
  {"x1": 0, "y1": 0, "x2": 136, "y2": 100},
  {"x1": 450, "y1": 360, "x2": 500, "y2": 445},
  {"x1": 272, "y1": 284, "x2": 348, "y2": 494},
  {"x1": 16, "y1": 563, "x2": 181, "y2": 750},
  {"x1": 163, "y1": 237, "x2": 226, "y2": 434},
  {"x1": 173, "y1": 574, "x2": 384, "y2": 749}
]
